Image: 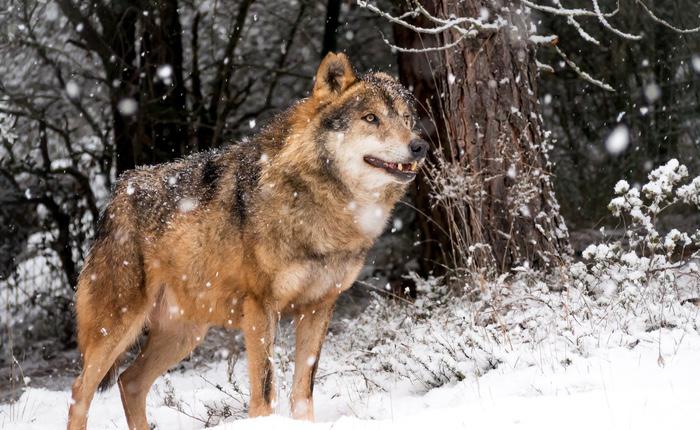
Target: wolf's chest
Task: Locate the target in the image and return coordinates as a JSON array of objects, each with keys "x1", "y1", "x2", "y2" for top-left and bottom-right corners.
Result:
[{"x1": 268, "y1": 253, "x2": 364, "y2": 307}]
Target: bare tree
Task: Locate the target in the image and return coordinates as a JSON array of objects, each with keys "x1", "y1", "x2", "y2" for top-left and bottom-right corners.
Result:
[{"x1": 0, "y1": 0, "x2": 322, "y2": 353}]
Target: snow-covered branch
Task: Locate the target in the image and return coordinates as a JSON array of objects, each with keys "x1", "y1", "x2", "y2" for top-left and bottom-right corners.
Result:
[
  {"x1": 636, "y1": 0, "x2": 700, "y2": 34},
  {"x1": 358, "y1": 1, "x2": 503, "y2": 35},
  {"x1": 591, "y1": 0, "x2": 641, "y2": 40},
  {"x1": 520, "y1": 0, "x2": 620, "y2": 18},
  {"x1": 529, "y1": 34, "x2": 559, "y2": 46},
  {"x1": 552, "y1": 0, "x2": 601, "y2": 46},
  {"x1": 554, "y1": 45, "x2": 614, "y2": 92},
  {"x1": 356, "y1": 0, "x2": 503, "y2": 52},
  {"x1": 359, "y1": 0, "x2": 699, "y2": 91},
  {"x1": 379, "y1": 30, "x2": 471, "y2": 53}
]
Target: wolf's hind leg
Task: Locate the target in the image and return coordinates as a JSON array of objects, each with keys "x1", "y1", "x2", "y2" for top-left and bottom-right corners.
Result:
[
  {"x1": 118, "y1": 299, "x2": 208, "y2": 430},
  {"x1": 290, "y1": 298, "x2": 335, "y2": 421},
  {"x1": 67, "y1": 296, "x2": 149, "y2": 430},
  {"x1": 67, "y1": 214, "x2": 152, "y2": 430}
]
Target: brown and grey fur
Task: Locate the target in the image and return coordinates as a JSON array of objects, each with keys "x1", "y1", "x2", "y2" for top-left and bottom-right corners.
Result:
[{"x1": 66, "y1": 53, "x2": 426, "y2": 430}]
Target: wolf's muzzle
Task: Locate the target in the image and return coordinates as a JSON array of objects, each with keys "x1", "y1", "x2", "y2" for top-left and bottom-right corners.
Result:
[{"x1": 409, "y1": 138, "x2": 429, "y2": 159}]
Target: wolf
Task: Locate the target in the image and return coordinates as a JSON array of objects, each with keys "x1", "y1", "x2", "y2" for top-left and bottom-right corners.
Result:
[{"x1": 66, "y1": 52, "x2": 428, "y2": 429}]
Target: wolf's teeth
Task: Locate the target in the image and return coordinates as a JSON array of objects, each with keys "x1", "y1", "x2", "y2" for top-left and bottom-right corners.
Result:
[
  {"x1": 411, "y1": 162, "x2": 417, "y2": 171},
  {"x1": 398, "y1": 164, "x2": 403, "y2": 171}
]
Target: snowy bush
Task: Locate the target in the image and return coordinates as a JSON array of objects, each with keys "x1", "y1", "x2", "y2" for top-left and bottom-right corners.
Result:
[
  {"x1": 322, "y1": 162, "x2": 700, "y2": 397},
  {"x1": 571, "y1": 159, "x2": 700, "y2": 328}
]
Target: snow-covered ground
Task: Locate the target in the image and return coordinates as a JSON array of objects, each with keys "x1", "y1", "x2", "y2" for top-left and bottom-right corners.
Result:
[
  {"x1": 2, "y1": 327, "x2": 699, "y2": 429},
  {"x1": 3, "y1": 273, "x2": 700, "y2": 430}
]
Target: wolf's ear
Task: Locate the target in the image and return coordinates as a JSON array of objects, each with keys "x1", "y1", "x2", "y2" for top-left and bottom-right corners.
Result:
[{"x1": 312, "y1": 52, "x2": 357, "y2": 100}]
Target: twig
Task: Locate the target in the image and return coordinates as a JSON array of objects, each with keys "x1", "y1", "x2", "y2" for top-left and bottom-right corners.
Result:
[
  {"x1": 554, "y1": 45, "x2": 615, "y2": 92},
  {"x1": 635, "y1": 0, "x2": 700, "y2": 33}
]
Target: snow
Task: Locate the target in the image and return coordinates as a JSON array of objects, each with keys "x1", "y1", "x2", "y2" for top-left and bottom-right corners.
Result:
[
  {"x1": 644, "y1": 82, "x2": 661, "y2": 103},
  {"x1": 613, "y1": 179, "x2": 629, "y2": 194},
  {"x1": 177, "y1": 197, "x2": 199, "y2": 214},
  {"x1": 604, "y1": 125, "x2": 629, "y2": 155},
  {"x1": 528, "y1": 34, "x2": 558, "y2": 45},
  {"x1": 157, "y1": 64, "x2": 174, "y2": 85},
  {"x1": 2, "y1": 322, "x2": 700, "y2": 429},
  {"x1": 692, "y1": 55, "x2": 700, "y2": 73},
  {"x1": 352, "y1": 203, "x2": 386, "y2": 237},
  {"x1": 65, "y1": 80, "x2": 80, "y2": 99},
  {"x1": 391, "y1": 217, "x2": 403, "y2": 232},
  {"x1": 117, "y1": 98, "x2": 138, "y2": 116},
  {"x1": 677, "y1": 176, "x2": 700, "y2": 206},
  {"x1": 479, "y1": 7, "x2": 490, "y2": 21}
]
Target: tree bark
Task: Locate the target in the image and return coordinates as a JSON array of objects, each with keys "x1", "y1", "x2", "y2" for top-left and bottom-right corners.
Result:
[
  {"x1": 321, "y1": 0, "x2": 342, "y2": 57},
  {"x1": 135, "y1": 0, "x2": 189, "y2": 165},
  {"x1": 396, "y1": 0, "x2": 569, "y2": 274}
]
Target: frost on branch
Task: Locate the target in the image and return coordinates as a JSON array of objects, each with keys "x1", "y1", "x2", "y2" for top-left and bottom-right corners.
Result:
[{"x1": 358, "y1": 1, "x2": 699, "y2": 91}]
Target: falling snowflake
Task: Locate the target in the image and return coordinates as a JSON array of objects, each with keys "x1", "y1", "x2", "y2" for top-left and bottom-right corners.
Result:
[
  {"x1": 643, "y1": 83, "x2": 661, "y2": 103},
  {"x1": 692, "y1": 55, "x2": 700, "y2": 73},
  {"x1": 479, "y1": 7, "x2": 490, "y2": 20},
  {"x1": 117, "y1": 98, "x2": 138, "y2": 116},
  {"x1": 65, "y1": 81, "x2": 80, "y2": 99},
  {"x1": 177, "y1": 197, "x2": 198, "y2": 213},
  {"x1": 605, "y1": 125, "x2": 629, "y2": 155},
  {"x1": 45, "y1": 2, "x2": 59, "y2": 20},
  {"x1": 156, "y1": 64, "x2": 173, "y2": 85}
]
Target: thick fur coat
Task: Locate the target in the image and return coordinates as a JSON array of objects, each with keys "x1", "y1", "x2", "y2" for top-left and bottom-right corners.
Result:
[{"x1": 67, "y1": 53, "x2": 427, "y2": 430}]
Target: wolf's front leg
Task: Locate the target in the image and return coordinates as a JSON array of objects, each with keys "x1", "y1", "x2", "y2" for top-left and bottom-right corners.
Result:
[
  {"x1": 290, "y1": 297, "x2": 336, "y2": 421},
  {"x1": 242, "y1": 296, "x2": 278, "y2": 417}
]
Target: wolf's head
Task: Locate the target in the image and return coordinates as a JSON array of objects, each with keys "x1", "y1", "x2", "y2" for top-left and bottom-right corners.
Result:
[{"x1": 307, "y1": 53, "x2": 428, "y2": 195}]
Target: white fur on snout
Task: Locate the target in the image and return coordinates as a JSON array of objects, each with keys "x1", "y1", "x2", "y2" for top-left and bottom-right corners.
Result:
[{"x1": 327, "y1": 134, "x2": 413, "y2": 191}]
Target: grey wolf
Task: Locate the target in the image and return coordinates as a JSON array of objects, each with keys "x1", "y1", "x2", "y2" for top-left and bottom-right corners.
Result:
[{"x1": 67, "y1": 52, "x2": 427, "y2": 429}]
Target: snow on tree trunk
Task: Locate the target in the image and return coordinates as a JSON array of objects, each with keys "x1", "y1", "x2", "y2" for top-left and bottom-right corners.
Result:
[{"x1": 396, "y1": 0, "x2": 570, "y2": 273}]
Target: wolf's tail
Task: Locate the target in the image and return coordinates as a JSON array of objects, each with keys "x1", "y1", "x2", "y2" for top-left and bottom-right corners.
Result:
[{"x1": 97, "y1": 353, "x2": 125, "y2": 391}]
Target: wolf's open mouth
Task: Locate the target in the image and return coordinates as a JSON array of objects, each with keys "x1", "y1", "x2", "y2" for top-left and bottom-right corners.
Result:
[{"x1": 363, "y1": 156, "x2": 418, "y2": 181}]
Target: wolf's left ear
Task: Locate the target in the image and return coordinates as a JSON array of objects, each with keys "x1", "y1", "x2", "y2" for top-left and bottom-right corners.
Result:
[{"x1": 312, "y1": 52, "x2": 357, "y2": 100}]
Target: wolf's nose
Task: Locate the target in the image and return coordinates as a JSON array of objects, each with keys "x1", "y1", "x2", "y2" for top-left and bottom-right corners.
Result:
[{"x1": 409, "y1": 138, "x2": 428, "y2": 159}]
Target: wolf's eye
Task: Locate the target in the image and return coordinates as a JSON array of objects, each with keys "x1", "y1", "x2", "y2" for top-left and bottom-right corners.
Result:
[
  {"x1": 403, "y1": 114, "x2": 412, "y2": 127},
  {"x1": 363, "y1": 113, "x2": 378, "y2": 124}
]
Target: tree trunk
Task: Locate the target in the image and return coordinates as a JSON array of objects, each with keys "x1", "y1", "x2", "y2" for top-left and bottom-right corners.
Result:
[
  {"x1": 321, "y1": 0, "x2": 342, "y2": 57},
  {"x1": 102, "y1": 3, "x2": 139, "y2": 174},
  {"x1": 396, "y1": 0, "x2": 569, "y2": 274},
  {"x1": 135, "y1": 0, "x2": 189, "y2": 165}
]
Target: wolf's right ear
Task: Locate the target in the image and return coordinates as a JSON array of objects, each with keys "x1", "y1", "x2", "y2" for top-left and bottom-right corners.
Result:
[{"x1": 312, "y1": 52, "x2": 357, "y2": 100}]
